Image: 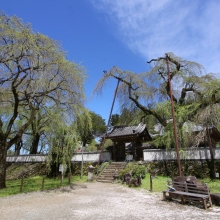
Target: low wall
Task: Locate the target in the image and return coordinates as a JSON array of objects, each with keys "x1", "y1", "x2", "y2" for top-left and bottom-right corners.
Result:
[
  {"x1": 9, "y1": 148, "x2": 220, "y2": 163},
  {"x1": 71, "y1": 151, "x2": 111, "y2": 162},
  {"x1": 6, "y1": 151, "x2": 112, "y2": 163},
  {"x1": 143, "y1": 147, "x2": 220, "y2": 161},
  {"x1": 6, "y1": 155, "x2": 47, "y2": 163}
]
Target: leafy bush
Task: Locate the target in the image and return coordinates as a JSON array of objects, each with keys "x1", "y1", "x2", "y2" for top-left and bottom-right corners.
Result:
[
  {"x1": 119, "y1": 162, "x2": 146, "y2": 179},
  {"x1": 119, "y1": 162, "x2": 134, "y2": 178},
  {"x1": 95, "y1": 162, "x2": 108, "y2": 175},
  {"x1": 145, "y1": 160, "x2": 220, "y2": 179},
  {"x1": 132, "y1": 165, "x2": 146, "y2": 178},
  {"x1": 71, "y1": 162, "x2": 98, "y2": 175}
]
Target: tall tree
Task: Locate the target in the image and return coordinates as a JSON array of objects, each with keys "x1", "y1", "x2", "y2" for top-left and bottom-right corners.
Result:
[
  {"x1": 194, "y1": 104, "x2": 220, "y2": 178},
  {"x1": 0, "y1": 13, "x2": 86, "y2": 188},
  {"x1": 27, "y1": 108, "x2": 50, "y2": 154},
  {"x1": 94, "y1": 53, "x2": 220, "y2": 147},
  {"x1": 111, "y1": 108, "x2": 152, "y2": 126},
  {"x1": 76, "y1": 111, "x2": 93, "y2": 148},
  {"x1": 76, "y1": 111, "x2": 106, "y2": 148},
  {"x1": 90, "y1": 111, "x2": 106, "y2": 138},
  {"x1": 46, "y1": 109, "x2": 80, "y2": 177}
]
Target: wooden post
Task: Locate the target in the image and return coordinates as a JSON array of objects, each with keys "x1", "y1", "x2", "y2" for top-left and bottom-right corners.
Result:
[
  {"x1": 60, "y1": 175, "x2": 63, "y2": 186},
  {"x1": 165, "y1": 54, "x2": 182, "y2": 176},
  {"x1": 20, "y1": 176, "x2": 24, "y2": 193},
  {"x1": 98, "y1": 79, "x2": 120, "y2": 165},
  {"x1": 80, "y1": 145, "x2": 84, "y2": 179},
  {"x1": 68, "y1": 173, "x2": 71, "y2": 184},
  {"x1": 41, "y1": 177, "x2": 45, "y2": 191},
  {"x1": 150, "y1": 175, "x2": 153, "y2": 192}
]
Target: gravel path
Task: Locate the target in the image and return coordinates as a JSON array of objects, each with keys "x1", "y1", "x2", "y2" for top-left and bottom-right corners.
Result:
[{"x1": 0, "y1": 182, "x2": 220, "y2": 220}]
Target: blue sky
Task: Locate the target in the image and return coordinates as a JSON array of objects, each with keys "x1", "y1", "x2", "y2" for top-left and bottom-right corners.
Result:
[{"x1": 1, "y1": 0, "x2": 220, "y2": 122}]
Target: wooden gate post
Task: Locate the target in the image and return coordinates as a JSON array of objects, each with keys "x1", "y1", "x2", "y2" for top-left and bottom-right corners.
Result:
[
  {"x1": 41, "y1": 177, "x2": 45, "y2": 191},
  {"x1": 150, "y1": 175, "x2": 153, "y2": 192},
  {"x1": 20, "y1": 176, "x2": 24, "y2": 193}
]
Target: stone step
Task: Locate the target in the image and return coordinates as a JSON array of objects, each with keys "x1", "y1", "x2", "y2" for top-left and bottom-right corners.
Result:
[
  {"x1": 105, "y1": 168, "x2": 117, "y2": 170},
  {"x1": 100, "y1": 173, "x2": 113, "y2": 177},
  {"x1": 102, "y1": 169, "x2": 119, "y2": 172},
  {"x1": 107, "y1": 166, "x2": 124, "y2": 169},
  {"x1": 97, "y1": 179, "x2": 113, "y2": 183},
  {"x1": 96, "y1": 162, "x2": 127, "y2": 183},
  {"x1": 98, "y1": 176, "x2": 114, "y2": 179},
  {"x1": 98, "y1": 177, "x2": 114, "y2": 180},
  {"x1": 103, "y1": 170, "x2": 122, "y2": 173},
  {"x1": 109, "y1": 163, "x2": 127, "y2": 165},
  {"x1": 107, "y1": 165, "x2": 126, "y2": 169},
  {"x1": 98, "y1": 173, "x2": 115, "y2": 177},
  {"x1": 99, "y1": 172, "x2": 115, "y2": 175},
  {"x1": 109, "y1": 162, "x2": 127, "y2": 165},
  {"x1": 102, "y1": 170, "x2": 121, "y2": 174}
]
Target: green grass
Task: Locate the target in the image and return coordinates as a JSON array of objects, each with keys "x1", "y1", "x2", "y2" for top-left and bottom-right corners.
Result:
[
  {"x1": 123, "y1": 174, "x2": 220, "y2": 193},
  {"x1": 1, "y1": 174, "x2": 220, "y2": 198},
  {"x1": 200, "y1": 178, "x2": 220, "y2": 193},
  {"x1": 140, "y1": 174, "x2": 171, "y2": 192},
  {"x1": 0, "y1": 175, "x2": 88, "y2": 197},
  {"x1": 123, "y1": 173, "x2": 171, "y2": 192}
]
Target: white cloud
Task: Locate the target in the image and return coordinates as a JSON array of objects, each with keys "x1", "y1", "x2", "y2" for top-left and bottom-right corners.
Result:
[{"x1": 92, "y1": 0, "x2": 220, "y2": 73}]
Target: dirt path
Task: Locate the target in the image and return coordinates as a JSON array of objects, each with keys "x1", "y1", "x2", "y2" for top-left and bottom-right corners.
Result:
[{"x1": 0, "y1": 182, "x2": 220, "y2": 220}]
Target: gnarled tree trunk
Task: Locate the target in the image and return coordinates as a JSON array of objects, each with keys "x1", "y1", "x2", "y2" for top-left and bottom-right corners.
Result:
[
  {"x1": 0, "y1": 140, "x2": 7, "y2": 189},
  {"x1": 14, "y1": 140, "x2": 22, "y2": 156},
  {"x1": 30, "y1": 133, "x2": 40, "y2": 154}
]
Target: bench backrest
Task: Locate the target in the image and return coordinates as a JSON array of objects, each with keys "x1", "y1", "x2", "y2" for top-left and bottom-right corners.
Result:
[{"x1": 172, "y1": 181, "x2": 209, "y2": 195}]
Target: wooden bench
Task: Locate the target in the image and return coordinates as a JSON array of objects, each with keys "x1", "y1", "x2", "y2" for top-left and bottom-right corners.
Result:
[{"x1": 162, "y1": 180, "x2": 212, "y2": 210}]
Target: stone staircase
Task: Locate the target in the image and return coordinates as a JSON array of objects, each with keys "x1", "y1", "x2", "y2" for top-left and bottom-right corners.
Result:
[{"x1": 96, "y1": 162, "x2": 127, "y2": 183}]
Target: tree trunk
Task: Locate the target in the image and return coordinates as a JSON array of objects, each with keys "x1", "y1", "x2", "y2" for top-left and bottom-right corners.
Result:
[
  {"x1": 207, "y1": 128, "x2": 216, "y2": 179},
  {"x1": 30, "y1": 133, "x2": 40, "y2": 154},
  {"x1": 14, "y1": 140, "x2": 22, "y2": 156},
  {"x1": 0, "y1": 141, "x2": 7, "y2": 189},
  {"x1": 48, "y1": 153, "x2": 59, "y2": 177}
]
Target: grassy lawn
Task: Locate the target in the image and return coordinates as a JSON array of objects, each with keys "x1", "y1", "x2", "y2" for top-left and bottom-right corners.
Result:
[
  {"x1": 128, "y1": 174, "x2": 220, "y2": 193},
  {"x1": 200, "y1": 178, "x2": 220, "y2": 193},
  {"x1": 0, "y1": 175, "x2": 88, "y2": 197},
  {"x1": 1, "y1": 174, "x2": 219, "y2": 197},
  {"x1": 140, "y1": 174, "x2": 171, "y2": 192}
]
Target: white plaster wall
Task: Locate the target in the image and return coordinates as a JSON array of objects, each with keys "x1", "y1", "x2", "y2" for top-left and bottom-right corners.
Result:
[
  {"x1": 71, "y1": 151, "x2": 111, "y2": 162},
  {"x1": 6, "y1": 151, "x2": 112, "y2": 163},
  {"x1": 6, "y1": 155, "x2": 47, "y2": 163},
  {"x1": 143, "y1": 147, "x2": 220, "y2": 161}
]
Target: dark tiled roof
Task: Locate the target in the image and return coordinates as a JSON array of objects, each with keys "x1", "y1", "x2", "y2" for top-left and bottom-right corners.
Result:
[{"x1": 106, "y1": 123, "x2": 147, "y2": 138}]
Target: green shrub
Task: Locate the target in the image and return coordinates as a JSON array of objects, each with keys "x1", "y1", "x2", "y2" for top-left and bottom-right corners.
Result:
[
  {"x1": 132, "y1": 165, "x2": 146, "y2": 178},
  {"x1": 96, "y1": 162, "x2": 108, "y2": 175},
  {"x1": 119, "y1": 162, "x2": 134, "y2": 178},
  {"x1": 119, "y1": 162, "x2": 146, "y2": 179},
  {"x1": 144, "y1": 160, "x2": 220, "y2": 179}
]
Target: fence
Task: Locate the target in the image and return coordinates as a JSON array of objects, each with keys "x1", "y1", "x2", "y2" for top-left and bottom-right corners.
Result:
[{"x1": 0, "y1": 174, "x2": 74, "y2": 196}]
